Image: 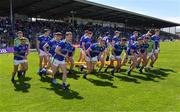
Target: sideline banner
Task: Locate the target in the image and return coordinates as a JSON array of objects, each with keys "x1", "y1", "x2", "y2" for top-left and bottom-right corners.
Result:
[
  {"x1": 0, "y1": 44, "x2": 80, "y2": 54},
  {"x1": 0, "y1": 47, "x2": 14, "y2": 54},
  {"x1": 73, "y1": 44, "x2": 80, "y2": 48}
]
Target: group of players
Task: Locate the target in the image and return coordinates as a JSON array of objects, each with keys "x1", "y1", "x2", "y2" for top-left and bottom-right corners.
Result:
[{"x1": 11, "y1": 28, "x2": 160, "y2": 90}]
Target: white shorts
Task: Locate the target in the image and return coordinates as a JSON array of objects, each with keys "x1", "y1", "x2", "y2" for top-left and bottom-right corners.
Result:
[
  {"x1": 110, "y1": 55, "x2": 121, "y2": 60},
  {"x1": 86, "y1": 56, "x2": 98, "y2": 62},
  {"x1": 154, "y1": 48, "x2": 159, "y2": 54},
  {"x1": 86, "y1": 56, "x2": 90, "y2": 62},
  {"x1": 50, "y1": 56, "x2": 54, "y2": 63},
  {"x1": 14, "y1": 60, "x2": 27, "y2": 65},
  {"x1": 39, "y1": 49, "x2": 47, "y2": 56},
  {"x1": 148, "y1": 52, "x2": 153, "y2": 57},
  {"x1": 52, "y1": 59, "x2": 66, "y2": 67}
]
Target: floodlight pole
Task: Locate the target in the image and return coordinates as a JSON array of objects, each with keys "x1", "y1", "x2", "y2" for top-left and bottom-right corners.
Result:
[
  {"x1": 124, "y1": 19, "x2": 128, "y2": 36},
  {"x1": 70, "y1": 11, "x2": 76, "y2": 27},
  {"x1": 10, "y1": 0, "x2": 14, "y2": 36}
]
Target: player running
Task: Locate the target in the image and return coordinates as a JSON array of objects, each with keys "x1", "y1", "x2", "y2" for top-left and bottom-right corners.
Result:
[
  {"x1": 51, "y1": 32, "x2": 72, "y2": 89},
  {"x1": 123, "y1": 38, "x2": 141, "y2": 76},
  {"x1": 105, "y1": 38, "x2": 128, "y2": 76},
  {"x1": 141, "y1": 30, "x2": 153, "y2": 39},
  {"x1": 112, "y1": 31, "x2": 121, "y2": 45},
  {"x1": 137, "y1": 37, "x2": 150, "y2": 73},
  {"x1": 78, "y1": 30, "x2": 88, "y2": 62},
  {"x1": 11, "y1": 37, "x2": 29, "y2": 83},
  {"x1": 150, "y1": 29, "x2": 160, "y2": 67},
  {"x1": 14, "y1": 31, "x2": 30, "y2": 76},
  {"x1": 103, "y1": 32, "x2": 111, "y2": 61},
  {"x1": 83, "y1": 37, "x2": 106, "y2": 79},
  {"x1": 14, "y1": 31, "x2": 30, "y2": 47},
  {"x1": 97, "y1": 32, "x2": 111, "y2": 73},
  {"x1": 79, "y1": 30, "x2": 93, "y2": 71},
  {"x1": 127, "y1": 31, "x2": 138, "y2": 64},
  {"x1": 128, "y1": 31, "x2": 138, "y2": 47},
  {"x1": 143, "y1": 36, "x2": 155, "y2": 72},
  {"x1": 81, "y1": 30, "x2": 93, "y2": 53},
  {"x1": 66, "y1": 32, "x2": 75, "y2": 74},
  {"x1": 43, "y1": 32, "x2": 62, "y2": 69},
  {"x1": 36, "y1": 29, "x2": 51, "y2": 73}
]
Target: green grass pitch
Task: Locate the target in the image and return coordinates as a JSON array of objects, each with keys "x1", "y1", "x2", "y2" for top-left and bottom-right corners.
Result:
[{"x1": 0, "y1": 41, "x2": 180, "y2": 111}]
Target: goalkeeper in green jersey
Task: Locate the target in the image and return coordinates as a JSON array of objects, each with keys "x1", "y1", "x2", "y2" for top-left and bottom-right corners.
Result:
[{"x1": 14, "y1": 31, "x2": 30, "y2": 47}]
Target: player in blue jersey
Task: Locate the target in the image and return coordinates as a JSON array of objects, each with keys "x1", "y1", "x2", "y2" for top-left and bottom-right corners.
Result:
[
  {"x1": 128, "y1": 31, "x2": 138, "y2": 47},
  {"x1": 123, "y1": 38, "x2": 141, "y2": 76},
  {"x1": 38, "y1": 32, "x2": 62, "y2": 77},
  {"x1": 112, "y1": 31, "x2": 121, "y2": 45},
  {"x1": 98, "y1": 32, "x2": 111, "y2": 73},
  {"x1": 66, "y1": 32, "x2": 75, "y2": 74},
  {"x1": 96, "y1": 37, "x2": 108, "y2": 73},
  {"x1": 78, "y1": 30, "x2": 89, "y2": 62},
  {"x1": 137, "y1": 37, "x2": 149, "y2": 73},
  {"x1": 50, "y1": 32, "x2": 73, "y2": 89},
  {"x1": 102, "y1": 32, "x2": 111, "y2": 61},
  {"x1": 140, "y1": 29, "x2": 154, "y2": 39},
  {"x1": 83, "y1": 37, "x2": 106, "y2": 79},
  {"x1": 11, "y1": 37, "x2": 29, "y2": 83},
  {"x1": 105, "y1": 38, "x2": 128, "y2": 75},
  {"x1": 127, "y1": 31, "x2": 138, "y2": 64},
  {"x1": 79, "y1": 30, "x2": 93, "y2": 71},
  {"x1": 81, "y1": 30, "x2": 93, "y2": 52},
  {"x1": 36, "y1": 29, "x2": 51, "y2": 73},
  {"x1": 109, "y1": 30, "x2": 121, "y2": 67},
  {"x1": 43, "y1": 32, "x2": 62, "y2": 69},
  {"x1": 150, "y1": 29, "x2": 160, "y2": 67}
]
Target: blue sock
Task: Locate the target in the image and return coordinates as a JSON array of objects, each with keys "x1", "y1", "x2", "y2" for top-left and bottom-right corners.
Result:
[
  {"x1": 140, "y1": 67, "x2": 144, "y2": 70},
  {"x1": 106, "y1": 56, "x2": 109, "y2": 61},
  {"x1": 38, "y1": 68, "x2": 42, "y2": 73},
  {"x1": 19, "y1": 70, "x2": 23, "y2": 75},
  {"x1": 62, "y1": 82, "x2": 66, "y2": 85},
  {"x1": 128, "y1": 68, "x2": 131, "y2": 72}
]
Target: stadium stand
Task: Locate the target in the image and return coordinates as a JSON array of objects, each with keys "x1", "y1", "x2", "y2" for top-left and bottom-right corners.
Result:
[
  {"x1": 0, "y1": 0, "x2": 180, "y2": 48},
  {"x1": 0, "y1": 17, "x2": 179, "y2": 48}
]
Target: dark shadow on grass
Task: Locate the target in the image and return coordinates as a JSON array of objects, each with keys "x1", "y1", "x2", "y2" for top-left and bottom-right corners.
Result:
[
  {"x1": 39, "y1": 74, "x2": 63, "y2": 81},
  {"x1": 86, "y1": 78, "x2": 117, "y2": 88},
  {"x1": 129, "y1": 73, "x2": 159, "y2": 82},
  {"x1": 67, "y1": 70, "x2": 81, "y2": 80},
  {"x1": 143, "y1": 72, "x2": 165, "y2": 80},
  {"x1": 96, "y1": 73, "x2": 114, "y2": 81},
  {"x1": 13, "y1": 77, "x2": 31, "y2": 93},
  {"x1": 146, "y1": 67, "x2": 176, "y2": 80},
  {"x1": 158, "y1": 68, "x2": 176, "y2": 73},
  {"x1": 53, "y1": 70, "x2": 81, "y2": 80},
  {"x1": 149, "y1": 69, "x2": 169, "y2": 77},
  {"x1": 41, "y1": 83, "x2": 84, "y2": 100},
  {"x1": 119, "y1": 68, "x2": 128, "y2": 73},
  {"x1": 40, "y1": 75, "x2": 52, "y2": 83},
  {"x1": 40, "y1": 76, "x2": 83, "y2": 100},
  {"x1": 131, "y1": 67, "x2": 174, "y2": 81},
  {"x1": 114, "y1": 75, "x2": 141, "y2": 84}
]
